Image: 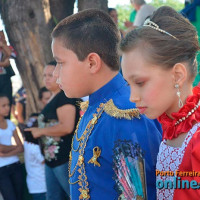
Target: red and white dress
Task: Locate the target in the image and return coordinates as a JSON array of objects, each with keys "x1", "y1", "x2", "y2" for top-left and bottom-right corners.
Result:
[{"x1": 157, "y1": 86, "x2": 200, "y2": 200}]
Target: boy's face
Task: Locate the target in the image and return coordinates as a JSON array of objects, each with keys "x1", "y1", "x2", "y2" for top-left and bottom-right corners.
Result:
[{"x1": 52, "y1": 38, "x2": 91, "y2": 98}]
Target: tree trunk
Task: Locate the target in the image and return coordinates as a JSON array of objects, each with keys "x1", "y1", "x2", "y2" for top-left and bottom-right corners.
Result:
[
  {"x1": 78, "y1": 0, "x2": 108, "y2": 12},
  {"x1": 49, "y1": 0, "x2": 75, "y2": 23},
  {"x1": 0, "y1": 0, "x2": 74, "y2": 117},
  {"x1": 0, "y1": 0, "x2": 107, "y2": 117}
]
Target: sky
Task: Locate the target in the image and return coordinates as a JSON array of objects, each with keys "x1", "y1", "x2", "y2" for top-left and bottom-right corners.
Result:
[
  {"x1": 108, "y1": 0, "x2": 185, "y2": 7},
  {"x1": 108, "y1": 0, "x2": 148, "y2": 7}
]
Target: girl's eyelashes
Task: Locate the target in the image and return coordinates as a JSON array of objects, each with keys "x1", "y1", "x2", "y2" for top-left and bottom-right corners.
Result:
[{"x1": 135, "y1": 81, "x2": 144, "y2": 86}]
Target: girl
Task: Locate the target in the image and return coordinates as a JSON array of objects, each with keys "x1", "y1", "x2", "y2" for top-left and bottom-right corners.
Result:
[
  {"x1": 0, "y1": 93, "x2": 24, "y2": 200},
  {"x1": 120, "y1": 6, "x2": 200, "y2": 200}
]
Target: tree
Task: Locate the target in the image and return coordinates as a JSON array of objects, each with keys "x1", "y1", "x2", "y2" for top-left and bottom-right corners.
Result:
[
  {"x1": 49, "y1": 0, "x2": 75, "y2": 23},
  {"x1": 0, "y1": 0, "x2": 75, "y2": 116},
  {"x1": 151, "y1": 0, "x2": 184, "y2": 11},
  {"x1": 0, "y1": 0, "x2": 108, "y2": 116},
  {"x1": 78, "y1": 0, "x2": 108, "y2": 11}
]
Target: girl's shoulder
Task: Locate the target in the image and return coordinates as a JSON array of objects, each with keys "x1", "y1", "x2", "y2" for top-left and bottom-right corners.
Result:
[{"x1": 6, "y1": 119, "x2": 16, "y2": 131}]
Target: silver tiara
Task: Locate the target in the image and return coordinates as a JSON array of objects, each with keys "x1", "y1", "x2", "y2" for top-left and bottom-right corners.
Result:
[{"x1": 143, "y1": 19, "x2": 179, "y2": 40}]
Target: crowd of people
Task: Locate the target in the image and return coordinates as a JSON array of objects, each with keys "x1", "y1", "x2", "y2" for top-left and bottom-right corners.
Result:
[
  {"x1": 0, "y1": 60, "x2": 82, "y2": 200},
  {"x1": 0, "y1": 0, "x2": 200, "y2": 200}
]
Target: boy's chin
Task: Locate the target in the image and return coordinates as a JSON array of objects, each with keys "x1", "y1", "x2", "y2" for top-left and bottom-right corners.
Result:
[
  {"x1": 63, "y1": 90, "x2": 77, "y2": 98},
  {"x1": 63, "y1": 89, "x2": 88, "y2": 99}
]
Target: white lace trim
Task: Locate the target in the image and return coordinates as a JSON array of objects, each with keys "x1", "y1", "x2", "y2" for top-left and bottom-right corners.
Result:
[{"x1": 156, "y1": 122, "x2": 200, "y2": 200}]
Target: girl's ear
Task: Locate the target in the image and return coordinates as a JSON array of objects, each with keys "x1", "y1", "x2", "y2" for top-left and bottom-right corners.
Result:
[
  {"x1": 172, "y1": 63, "x2": 187, "y2": 87},
  {"x1": 86, "y1": 53, "x2": 102, "y2": 74}
]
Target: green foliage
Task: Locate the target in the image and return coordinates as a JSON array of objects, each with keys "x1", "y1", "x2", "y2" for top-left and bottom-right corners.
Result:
[
  {"x1": 150, "y1": 0, "x2": 184, "y2": 11},
  {"x1": 52, "y1": 16, "x2": 58, "y2": 25},
  {"x1": 116, "y1": 0, "x2": 184, "y2": 30},
  {"x1": 116, "y1": 4, "x2": 132, "y2": 30}
]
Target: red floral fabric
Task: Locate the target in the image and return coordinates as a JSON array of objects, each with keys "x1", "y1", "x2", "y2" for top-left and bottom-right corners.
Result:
[
  {"x1": 173, "y1": 128, "x2": 200, "y2": 199},
  {"x1": 158, "y1": 86, "x2": 200, "y2": 140}
]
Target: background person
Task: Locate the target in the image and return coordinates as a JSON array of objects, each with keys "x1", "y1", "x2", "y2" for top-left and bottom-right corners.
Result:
[
  {"x1": 26, "y1": 61, "x2": 81, "y2": 200},
  {"x1": 0, "y1": 93, "x2": 24, "y2": 200},
  {"x1": 132, "y1": 0, "x2": 156, "y2": 27}
]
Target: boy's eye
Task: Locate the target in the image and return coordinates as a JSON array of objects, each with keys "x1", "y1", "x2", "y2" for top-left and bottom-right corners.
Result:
[{"x1": 58, "y1": 63, "x2": 63, "y2": 67}]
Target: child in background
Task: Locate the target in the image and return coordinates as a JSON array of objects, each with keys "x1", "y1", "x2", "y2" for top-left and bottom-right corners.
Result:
[
  {"x1": 23, "y1": 113, "x2": 47, "y2": 200},
  {"x1": 0, "y1": 93, "x2": 24, "y2": 200},
  {"x1": 121, "y1": 6, "x2": 200, "y2": 200},
  {"x1": 22, "y1": 87, "x2": 51, "y2": 200}
]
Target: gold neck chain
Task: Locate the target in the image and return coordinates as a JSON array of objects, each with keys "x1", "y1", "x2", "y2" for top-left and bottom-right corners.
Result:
[{"x1": 68, "y1": 102, "x2": 105, "y2": 200}]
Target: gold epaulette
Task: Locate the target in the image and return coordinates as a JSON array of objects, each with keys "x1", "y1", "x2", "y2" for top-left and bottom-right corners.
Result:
[
  {"x1": 79, "y1": 101, "x2": 89, "y2": 112},
  {"x1": 104, "y1": 99, "x2": 140, "y2": 120},
  {"x1": 79, "y1": 99, "x2": 140, "y2": 120}
]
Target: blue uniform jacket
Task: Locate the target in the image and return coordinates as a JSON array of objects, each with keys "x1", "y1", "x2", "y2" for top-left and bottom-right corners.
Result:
[{"x1": 70, "y1": 73, "x2": 162, "y2": 200}]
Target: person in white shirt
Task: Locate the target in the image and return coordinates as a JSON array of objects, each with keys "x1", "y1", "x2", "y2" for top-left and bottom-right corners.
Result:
[
  {"x1": 0, "y1": 93, "x2": 24, "y2": 200},
  {"x1": 23, "y1": 116, "x2": 47, "y2": 199},
  {"x1": 24, "y1": 132, "x2": 47, "y2": 200},
  {"x1": 132, "y1": 0, "x2": 156, "y2": 26}
]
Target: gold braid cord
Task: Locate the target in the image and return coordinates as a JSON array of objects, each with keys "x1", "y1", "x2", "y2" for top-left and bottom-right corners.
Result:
[
  {"x1": 80, "y1": 99, "x2": 140, "y2": 120},
  {"x1": 104, "y1": 99, "x2": 140, "y2": 120},
  {"x1": 70, "y1": 99, "x2": 140, "y2": 200},
  {"x1": 80, "y1": 101, "x2": 89, "y2": 112}
]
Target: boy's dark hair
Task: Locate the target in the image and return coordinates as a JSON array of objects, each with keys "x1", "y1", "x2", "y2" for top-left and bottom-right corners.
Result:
[
  {"x1": 47, "y1": 60, "x2": 57, "y2": 66},
  {"x1": 38, "y1": 87, "x2": 49, "y2": 100},
  {"x1": 0, "y1": 93, "x2": 9, "y2": 100},
  {"x1": 120, "y1": 6, "x2": 200, "y2": 80},
  {"x1": 52, "y1": 9, "x2": 120, "y2": 71}
]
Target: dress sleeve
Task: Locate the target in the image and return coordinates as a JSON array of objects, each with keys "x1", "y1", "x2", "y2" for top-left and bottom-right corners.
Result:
[
  {"x1": 191, "y1": 128, "x2": 200, "y2": 183},
  {"x1": 172, "y1": 127, "x2": 200, "y2": 199}
]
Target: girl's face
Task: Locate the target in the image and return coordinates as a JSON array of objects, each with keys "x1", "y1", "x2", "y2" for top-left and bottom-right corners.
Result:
[
  {"x1": 121, "y1": 48, "x2": 178, "y2": 119},
  {"x1": 0, "y1": 97, "x2": 10, "y2": 117},
  {"x1": 43, "y1": 65, "x2": 59, "y2": 92}
]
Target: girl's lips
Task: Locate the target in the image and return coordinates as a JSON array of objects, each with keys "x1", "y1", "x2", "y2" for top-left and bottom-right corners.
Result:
[{"x1": 137, "y1": 107, "x2": 147, "y2": 114}]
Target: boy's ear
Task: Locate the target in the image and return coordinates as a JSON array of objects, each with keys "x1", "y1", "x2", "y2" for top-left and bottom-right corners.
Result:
[
  {"x1": 172, "y1": 63, "x2": 187, "y2": 87},
  {"x1": 86, "y1": 53, "x2": 102, "y2": 74}
]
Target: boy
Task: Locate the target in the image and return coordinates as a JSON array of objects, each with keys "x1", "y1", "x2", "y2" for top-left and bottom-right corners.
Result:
[{"x1": 51, "y1": 9, "x2": 161, "y2": 200}]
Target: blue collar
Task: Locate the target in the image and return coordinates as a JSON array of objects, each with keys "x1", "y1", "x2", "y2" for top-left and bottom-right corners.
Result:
[{"x1": 89, "y1": 73, "x2": 126, "y2": 106}]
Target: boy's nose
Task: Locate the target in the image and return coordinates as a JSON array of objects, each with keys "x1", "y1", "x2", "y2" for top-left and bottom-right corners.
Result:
[{"x1": 53, "y1": 65, "x2": 59, "y2": 78}]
